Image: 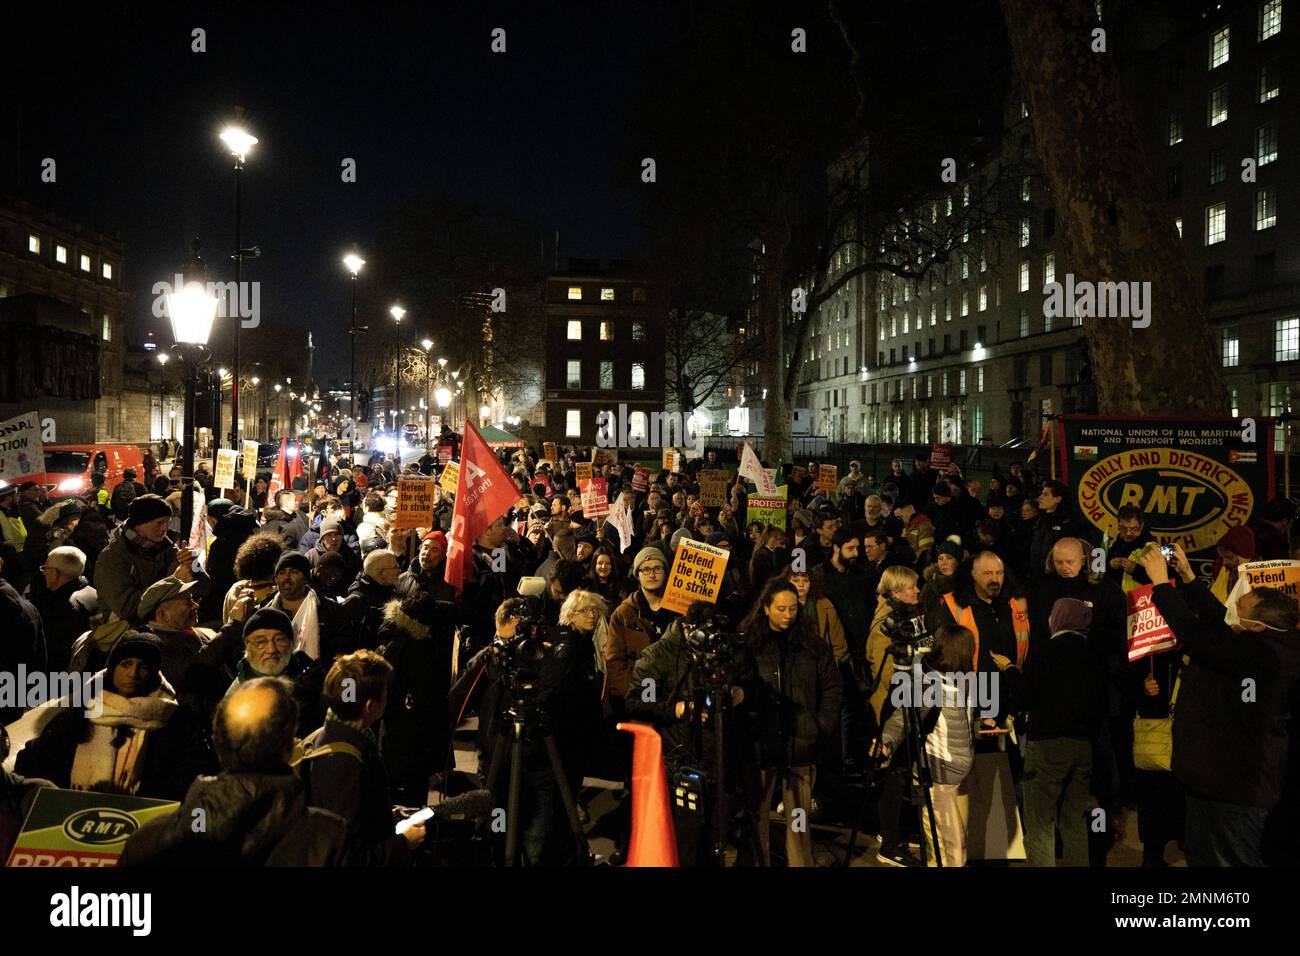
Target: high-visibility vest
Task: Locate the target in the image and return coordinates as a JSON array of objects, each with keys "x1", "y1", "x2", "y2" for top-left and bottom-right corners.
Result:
[{"x1": 942, "y1": 592, "x2": 1031, "y2": 669}]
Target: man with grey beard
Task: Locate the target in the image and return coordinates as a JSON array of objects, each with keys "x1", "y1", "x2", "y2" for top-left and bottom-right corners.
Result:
[{"x1": 212, "y1": 605, "x2": 325, "y2": 735}]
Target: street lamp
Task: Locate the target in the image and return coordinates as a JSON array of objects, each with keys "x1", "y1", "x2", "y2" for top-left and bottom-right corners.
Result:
[
  {"x1": 343, "y1": 253, "x2": 367, "y2": 462},
  {"x1": 420, "y1": 338, "x2": 434, "y2": 455},
  {"x1": 219, "y1": 122, "x2": 257, "y2": 452},
  {"x1": 156, "y1": 353, "x2": 170, "y2": 441},
  {"x1": 390, "y1": 304, "x2": 406, "y2": 461},
  {"x1": 165, "y1": 243, "x2": 219, "y2": 542}
]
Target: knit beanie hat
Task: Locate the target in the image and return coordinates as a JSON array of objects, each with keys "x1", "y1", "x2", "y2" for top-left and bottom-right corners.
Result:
[
  {"x1": 1049, "y1": 597, "x2": 1093, "y2": 637},
  {"x1": 275, "y1": 551, "x2": 312, "y2": 576},
  {"x1": 936, "y1": 539, "x2": 964, "y2": 562},
  {"x1": 632, "y1": 547, "x2": 666, "y2": 575},
  {"x1": 126, "y1": 494, "x2": 173, "y2": 528},
  {"x1": 243, "y1": 607, "x2": 296, "y2": 642},
  {"x1": 105, "y1": 632, "x2": 163, "y2": 694}
]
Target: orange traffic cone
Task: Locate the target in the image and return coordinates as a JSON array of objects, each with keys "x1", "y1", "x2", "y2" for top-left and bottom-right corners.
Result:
[{"x1": 617, "y1": 721, "x2": 678, "y2": 867}]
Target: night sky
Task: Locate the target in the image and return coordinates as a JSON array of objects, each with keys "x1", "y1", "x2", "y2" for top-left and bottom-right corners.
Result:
[{"x1": 6, "y1": 1, "x2": 680, "y2": 382}]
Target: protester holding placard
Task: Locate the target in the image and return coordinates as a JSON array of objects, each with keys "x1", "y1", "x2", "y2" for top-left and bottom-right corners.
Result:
[{"x1": 1142, "y1": 543, "x2": 1300, "y2": 867}]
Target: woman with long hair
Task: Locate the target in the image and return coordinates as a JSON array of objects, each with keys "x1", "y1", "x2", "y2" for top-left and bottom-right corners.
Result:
[
  {"x1": 746, "y1": 524, "x2": 789, "y2": 599},
  {"x1": 780, "y1": 565, "x2": 848, "y2": 665},
  {"x1": 585, "y1": 546, "x2": 626, "y2": 607},
  {"x1": 876, "y1": 623, "x2": 980, "y2": 867},
  {"x1": 739, "y1": 578, "x2": 842, "y2": 867}
]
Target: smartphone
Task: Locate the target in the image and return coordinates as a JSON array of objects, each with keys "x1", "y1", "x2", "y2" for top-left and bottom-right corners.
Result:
[
  {"x1": 1159, "y1": 545, "x2": 1174, "y2": 560},
  {"x1": 395, "y1": 806, "x2": 434, "y2": 835}
]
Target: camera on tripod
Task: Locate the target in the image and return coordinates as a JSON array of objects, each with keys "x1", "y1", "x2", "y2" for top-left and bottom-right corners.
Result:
[
  {"x1": 879, "y1": 598, "x2": 933, "y2": 665},
  {"x1": 683, "y1": 609, "x2": 745, "y2": 686}
]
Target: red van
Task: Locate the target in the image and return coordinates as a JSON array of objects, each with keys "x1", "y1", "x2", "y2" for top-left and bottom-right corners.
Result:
[{"x1": 30, "y1": 444, "x2": 146, "y2": 500}]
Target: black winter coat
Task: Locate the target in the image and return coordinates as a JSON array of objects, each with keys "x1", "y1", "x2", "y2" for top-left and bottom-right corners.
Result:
[
  {"x1": 747, "y1": 623, "x2": 842, "y2": 768},
  {"x1": 200, "y1": 508, "x2": 259, "y2": 624},
  {"x1": 1152, "y1": 579, "x2": 1300, "y2": 808},
  {"x1": 377, "y1": 602, "x2": 454, "y2": 794},
  {"x1": 26, "y1": 575, "x2": 96, "y2": 673},
  {"x1": 118, "y1": 770, "x2": 348, "y2": 866}
]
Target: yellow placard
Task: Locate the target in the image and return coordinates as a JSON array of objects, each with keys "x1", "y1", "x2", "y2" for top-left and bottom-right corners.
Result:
[
  {"x1": 816, "y1": 464, "x2": 838, "y2": 493},
  {"x1": 699, "y1": 472, "x2": 728, "y2": 508},
  {"x1": 575, "y1": 461, "x2": 593, "y2": 482},
  {"x1": 439, "y1": 461, "x2": 460, "y2": 495},
  {"x1": 214, "y1": 448, "x2": 239, "y2": 491},
  {"x1": 662, "y1": 539, "x2": 731, "y2": 615},
  {"x1": 241, "y1": 440, "x2": 259, "y2": 480},
  {"x1": 543, "y1": 442, "x2": 558, "y2": 463},
  {"x1": 662, "y1": 448, "x2": 680, "y2": 473},
  {"x1": 395, "y1": 477, "x2": 437, "y2": 530}
]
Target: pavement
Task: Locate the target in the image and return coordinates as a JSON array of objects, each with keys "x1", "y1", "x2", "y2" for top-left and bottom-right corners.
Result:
[{"x1": 432, "y1": 717, "x2": 1183, "y2": 867}]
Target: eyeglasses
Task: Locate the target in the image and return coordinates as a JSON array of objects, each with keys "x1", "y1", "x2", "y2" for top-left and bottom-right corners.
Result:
[
  {"x1": 576, "y1": 607, "x2": 602, "y2": 617},
  {"x1": 248, "y1": 636, "x2": 293, "y2": 650},
  {"x1": 638, "y1": 565, "x2": 666, "y2": 576}
]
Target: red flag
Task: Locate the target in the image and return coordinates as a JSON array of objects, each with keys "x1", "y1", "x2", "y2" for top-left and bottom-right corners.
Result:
[
  {"x1": 266, "y1": 437, "x2": 288, "y2": 499},
  {"x1": 444, "y1": 421, "x2": 521, "y2": 593},
  {"x1": 617, "y1": 722, "x2": 678, "y2": 867},
  {"x1": 287, "y1": 441, "x2": 304, "y2": 490}
]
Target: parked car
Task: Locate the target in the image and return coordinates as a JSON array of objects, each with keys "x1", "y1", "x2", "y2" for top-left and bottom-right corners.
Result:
[{"x1": 29, "y1": 443, "x2": 146, "y2": 500}]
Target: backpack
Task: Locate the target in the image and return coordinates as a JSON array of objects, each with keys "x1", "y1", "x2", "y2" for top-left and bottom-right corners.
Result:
[{"x1": 291, "y1": 725, "x2": 364, "y2": 768}]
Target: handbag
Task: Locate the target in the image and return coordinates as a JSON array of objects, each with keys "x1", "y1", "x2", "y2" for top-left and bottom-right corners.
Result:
[{"x1": 1132, "y1": 670, "x2": 1181, "y2": 772}]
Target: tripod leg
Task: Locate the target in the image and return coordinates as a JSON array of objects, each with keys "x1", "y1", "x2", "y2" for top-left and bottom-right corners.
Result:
[
  {"x1": 712, "y1": 700, "x2": 727, "y2": 865},
  {"x1": 504, "y1": 735, "x2": 524, "y2": 867},
  {"x1": 543, "y1": 734, "x2": 591, "y2": 865}
]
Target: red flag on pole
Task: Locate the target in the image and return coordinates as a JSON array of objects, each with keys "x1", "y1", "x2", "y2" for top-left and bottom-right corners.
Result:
[
  {"x1": 444, "y1": 421, "x2": 521, "y2": 593},
  {"x1": 266, "y1": 437, "x2": 287, "y2": 499},
  {"x1": 617, "y1": 721, "x2": 679, "y2": 867}
]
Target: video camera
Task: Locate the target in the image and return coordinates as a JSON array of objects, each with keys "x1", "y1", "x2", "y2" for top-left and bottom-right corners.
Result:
[
  {"x1": 879, "y1": 598, "x2": 933, "y2": 665},
  {"x1": 682, "y1": 608, "x2": 745, "y2": 687}
]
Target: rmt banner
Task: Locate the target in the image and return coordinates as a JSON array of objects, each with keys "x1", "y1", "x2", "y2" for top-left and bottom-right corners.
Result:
[{"x1": 1056, "y1": 416, "x2": 1275, "y2": 560}]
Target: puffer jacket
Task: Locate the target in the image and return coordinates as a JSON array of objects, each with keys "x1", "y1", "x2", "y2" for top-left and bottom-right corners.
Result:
[
  {"x1": 880, "y1": 667, "x2": 976, "y2": 785},
  {"x1": 261, "y1": 507, "x2": 309, "y2": 549},
  {"x1": 118, "y1": 770, "x2": 348, "y2": 867},
  {"x1": 93, "y1": 525, "x2": 185, "y2": 623},
  {"x1": 747, "y1": 622, "x2": 842, "y2": 769}
]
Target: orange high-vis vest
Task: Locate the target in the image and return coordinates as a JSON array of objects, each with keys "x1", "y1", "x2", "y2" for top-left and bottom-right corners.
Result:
[{"x1": 942, "y1": 592, "x2": 1031, "y2": 669}]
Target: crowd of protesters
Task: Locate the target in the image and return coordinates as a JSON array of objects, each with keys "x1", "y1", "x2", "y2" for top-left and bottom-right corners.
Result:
[{"x1": 1, "y1": 438, "x2": 1298, "y2": 868}]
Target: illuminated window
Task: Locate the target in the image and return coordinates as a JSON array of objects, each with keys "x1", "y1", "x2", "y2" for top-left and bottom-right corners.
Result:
[
  {"x1": 631, "y1": 363, "x2": 645, "y2": 389},
  {"x1": 978, "y1": 285, "x2": 988, "y2": 311},
  {"x1": 1209, "y1": 26, "x2": 1230, "y2": 69},
  {"x1": 1206, "y1": 202, "x2": 1227, "y2": 244},
  {"x1": 961, "y1": 256, "x2": 969, "y2": 279},
  {"x1": 565, "y1": 409, "x2": 581, "y2": 436},
  {"x1": 632, "y1": 322, "x2": 644, "y2": 342},
  {"x1": 28, "y1": 235, "x2": 40, "y2": 254},
  {"x1": 1256, "y1": 187, "x2": 1277, "y2": 230},
  {"x1": 1019, "y1": 218, "x2": 1030, "y2": 248},
  {"x1": 1021, "y1": 176, "x2": 1031, "y2": 202},
  {"x1": 945, "y1": 300, "x2": 952, "y2": 322},
  {"x1": 102, "y1": 314, "x2": 112, "y2": 341},
  {"x1": 55, "y1": 244, "x2": 67, "y2": 264},
  {"x1": 567, "y1": 286, "x2": 583, "y2": 301},
  {"x1": 80, "y1": 254, "x2": 91, "y2": 272},
  {"x1": 102, "y1": 261, "x2": 113, "y2": 280},
  {"x1": 1208, "y1": 85, "x2": 1228, "y2": 126},
  {"x1": 930, "y1": 303, "x2": 937, "y2": 327},
  {"x1": 1019, "y1": 262, "x2": 1030, "y2": 292},
  {"x1": 1222, "y1": 327, "x2": 1240, "y2": 367},
  {"x1": 1257, "y1": 121, "x2": 1278, "y2": 164},
  {"x1": 977, "y1": 366, "x2": 985, "y2": 391},
  {"x1": 566, "y1": 360, "x2": 582, "y2": 388},
  {"x1": 600, "y1": 321, "x2": 613, "y2": 341},
  {"x1": 628, "y1": 412, "x2": 648, "y2": 442},
  {"x1": 1259, "y1": 64, "x2": 1280, "y2": 101},
  {"x1": 1229, "y1": 387, "x2": 1239, "y2": 416},
  {"x1": 1168, "y1": 111, "x2": 1184, "y2": 145},
  {"x1": 1044, "y1": 253, "x2": 1056, "y2": 287},
  {"x1": 1276, "y1": 317, "x2": 1300, "y2": 361},
  {"x1": 600, "y1": 287, "x2": 614, "y2": 301},
  {"x1": 1175, "y1": 217, "x2": 1184, "y2": 238},
  {"x1": 961, "y1": 293, "x2": 969, "y2": 317},
  {"x1": 1260, "y1": 0, "x2": 1281, "y2": 40},
  {"x1": 566, "y1": 320, "x2": 582, "y2": 340}
]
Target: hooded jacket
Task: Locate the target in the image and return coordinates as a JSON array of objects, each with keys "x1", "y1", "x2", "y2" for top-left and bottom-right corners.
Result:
[{"x1": 94, "y1": 525, "x2": 200, "y2": 623}]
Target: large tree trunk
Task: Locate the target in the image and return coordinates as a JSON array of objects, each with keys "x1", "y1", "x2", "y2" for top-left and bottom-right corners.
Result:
[
  {"x1": 1001, "y1": 0, "x2": 1225, "y2": 415},
  {"x1": 760, "y1": 258, "x2": 793, "y2": 464}
]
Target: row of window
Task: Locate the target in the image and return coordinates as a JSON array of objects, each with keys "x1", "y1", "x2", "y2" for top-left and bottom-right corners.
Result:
[
  {"x1": 565, "y1": 319, "x2": 646, "y2": 341},
  {"x1": 565, "y1": 285, "x2": 647, "y2": 303},
  {"x1": 1205, "y1": 188, "x2": 1277, "y2": 243},
  {"x1": 1168, "y1": 64, "x2": 1282, "y2": 145},
  {"x1": 1223, "y1": 317, "x2": 1300, "y2": 365},
  {"x1": 1208, "y1": 3, "x2": 1282, "y2": 73},
  {"x1": 26, "y1": 234, "x2": 114, "y2": 280},
  {"x1": 861, "y1": 405, "x2": 985, "y2": 445},
  {"x1": 564, "y1": 359, "x2": 647, "y2": 390},
  {"x1": 563, "y1": 408, "x2": 655, "y2": 438},
  {"x1": 858, "y1": 366, "x2": 987, "y2": 405}
]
